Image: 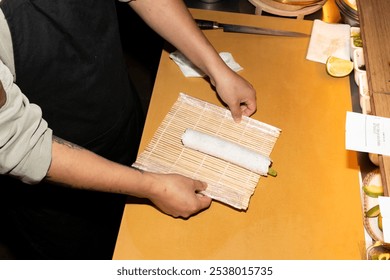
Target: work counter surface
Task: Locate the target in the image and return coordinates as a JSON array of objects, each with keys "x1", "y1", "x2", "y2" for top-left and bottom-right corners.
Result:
[{"x1": 113, "y1": 8, "x2": 365, "y2": 260}]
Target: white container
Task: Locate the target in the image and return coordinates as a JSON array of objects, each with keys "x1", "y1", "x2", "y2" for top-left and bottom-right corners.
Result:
[
  {"x1": 350, "y1": 27, "x2": 362, "y2": 60},
  {"x1": 358, "y1": 72, "x2": 371, "y2": 114},
  {"x1": 353, "y1": 48, "x2": 366, "y2": 86}
]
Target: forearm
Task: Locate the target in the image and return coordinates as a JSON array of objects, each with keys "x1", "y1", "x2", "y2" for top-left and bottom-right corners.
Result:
[
  {"x1": 45, "y1": 136, "x2": 211, "y2": 218},
  {"x1": 128, "y1": 0, "x2": 257, "y2": 121},
  {"x1": 128, "y1": 0, "x2": 228, "y2": 79},
  {"x1": 45, "y1": 136, "x2": 153, "y2": 198}
]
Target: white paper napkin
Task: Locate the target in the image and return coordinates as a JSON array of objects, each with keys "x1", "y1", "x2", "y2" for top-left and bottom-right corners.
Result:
[
  {"x1": 306, "y1": 19, "x2": 351, "y2": 64},
  {"x1": 169, "y1": 50, "x2": 243, "y2": 77}
]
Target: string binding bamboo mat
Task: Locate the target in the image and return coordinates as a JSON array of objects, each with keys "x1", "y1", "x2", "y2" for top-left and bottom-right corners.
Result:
[{"x1": 133, "y1": 93, "x2": 281, "y2": 210}]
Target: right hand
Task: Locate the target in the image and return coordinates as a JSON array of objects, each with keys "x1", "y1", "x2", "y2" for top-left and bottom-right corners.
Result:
[
  {"x1": 145, "y1": 172, "x2": 212, "y2": 218},
  {"x1": 210, "y1": 67, "x2": 257, "y2": 123}
]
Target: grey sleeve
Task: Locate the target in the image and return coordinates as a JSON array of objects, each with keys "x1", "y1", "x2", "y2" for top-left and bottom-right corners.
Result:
[{"x1": 0, "y1": 60, "x2": 53, "y2": 184}]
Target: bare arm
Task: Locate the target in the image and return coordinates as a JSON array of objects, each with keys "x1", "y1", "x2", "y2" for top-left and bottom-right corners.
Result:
[
  {"x1": 45, "y1": 136, "x2": 211, "y2": 218},
  {"x1": 1, "y1": 53, "x2": 209, "y2": 218},
  {"x1": 128, "y1": 0, "x2": 257, "y2": 122}
]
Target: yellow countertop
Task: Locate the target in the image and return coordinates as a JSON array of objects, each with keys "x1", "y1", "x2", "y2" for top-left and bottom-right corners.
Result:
[{"x1": 113, "y1": 8, "x2": 365, "y2": 260}]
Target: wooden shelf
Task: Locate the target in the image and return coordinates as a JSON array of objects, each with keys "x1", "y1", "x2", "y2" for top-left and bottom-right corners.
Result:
[{"x1": 357, "y1": 0, "x2": 390, "y2": 196}]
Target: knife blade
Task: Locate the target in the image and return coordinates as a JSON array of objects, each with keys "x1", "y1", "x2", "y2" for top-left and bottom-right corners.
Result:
[{"x1": 195, "y1": 19, "x2": 309, "y2": 37}]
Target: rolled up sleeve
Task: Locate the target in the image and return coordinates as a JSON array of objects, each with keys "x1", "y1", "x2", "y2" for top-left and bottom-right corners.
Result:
[{"x1": 0, "y1": 60, "x2": 52, "y2": 184}]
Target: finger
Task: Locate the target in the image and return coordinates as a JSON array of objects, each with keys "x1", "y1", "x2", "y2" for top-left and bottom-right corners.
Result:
[
  {"x1": 229, "y1": 104, "x2": 243, "y2": 123},
  {"x1": 193, "y1": 179, "x2": 207, "y2": 192},
  {"x1": 193, "y1": 180, "x2": 212, "y2": 206},
  {"x1": 198, "y1": 194, "x2": 212, "y2": 209},
  {"x1": 241, "y1": 101, "x2": 257, "y2": 117}
]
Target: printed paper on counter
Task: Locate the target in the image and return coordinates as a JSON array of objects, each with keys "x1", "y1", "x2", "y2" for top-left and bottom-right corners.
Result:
[{"x1": 345, "y1": 112, "x2": 390, "y2": 156}]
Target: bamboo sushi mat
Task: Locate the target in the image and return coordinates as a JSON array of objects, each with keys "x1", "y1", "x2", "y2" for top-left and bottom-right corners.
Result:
[{"x1": 133, "y1": 93, "x2": 281, "y2": 210}]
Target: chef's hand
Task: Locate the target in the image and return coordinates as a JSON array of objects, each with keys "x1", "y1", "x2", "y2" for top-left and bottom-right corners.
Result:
[
  {"x1": 145, "y1": 173, "x2": 212, "y2": 218},
  {"x1": 210, "y1": 68, "x2": 257, "y2": 123}
]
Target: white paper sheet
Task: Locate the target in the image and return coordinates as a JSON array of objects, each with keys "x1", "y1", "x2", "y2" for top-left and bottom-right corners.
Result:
[
  {"x1": 345, "y1": 112, "x2": 390, "y2": 156},
  {"x1": 169, "y1": 51, "x2": 243, "y2": 77},
  {"x1": 306, "y1": 19, "x2": 351, "y2": 64}
]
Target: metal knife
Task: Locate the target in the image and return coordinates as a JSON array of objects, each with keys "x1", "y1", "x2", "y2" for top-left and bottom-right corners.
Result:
[{"x1": 195, "y1": 19, "x2": 309, "y2": 37}]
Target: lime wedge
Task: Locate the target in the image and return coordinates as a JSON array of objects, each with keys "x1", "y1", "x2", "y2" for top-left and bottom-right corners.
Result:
[
  {"x1": 363, "y1": 184, "x2": 384, "y2": 198},
  {"x1": 366, "y1": 205, "x2": 380, "y2": 218},
  {"x1": 326, "y1": 56, "x2": 353, "y2": 77}
]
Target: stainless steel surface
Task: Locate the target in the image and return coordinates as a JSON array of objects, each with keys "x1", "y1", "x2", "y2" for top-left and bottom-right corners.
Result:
[
  {"x1": 222, "y1": 23, "x2": 309, "y2": 36},
  {"x1": 335, "y1": 0, "x2": 359, "y2": 27},
  {"x1": 195, "y1": 19, "x2": 310, "y2": 37},
  {"x1": 222, "y1": 24, "x2": 310, "y2": 37},
  {"x1": 184, "y1": 0, "x2": 256, "y2": 14}
]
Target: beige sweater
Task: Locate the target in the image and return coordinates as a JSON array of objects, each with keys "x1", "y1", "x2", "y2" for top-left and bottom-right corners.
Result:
[{"x1": 0, "y1": 6, "x2": 52, "y2": 184}]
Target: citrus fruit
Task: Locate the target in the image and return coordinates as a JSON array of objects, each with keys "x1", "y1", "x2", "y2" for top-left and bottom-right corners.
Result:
[
  {"x1": 365, "y1": 204, "x2": 380, "y2": 218},
  {"x1": 363, "y1": 184, "x2": 384, "y2": 198},
  {"x1": 378, "y1": 213, "x2": 383, "y2": 231},
  {"x1": 326, "y1": 56, "x2": 353, "y2": 77}
]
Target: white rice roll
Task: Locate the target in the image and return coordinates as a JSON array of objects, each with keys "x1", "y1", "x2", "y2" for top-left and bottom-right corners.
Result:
[{"x1": 181, "y1": 128, "x2": 271, "y2": 175}]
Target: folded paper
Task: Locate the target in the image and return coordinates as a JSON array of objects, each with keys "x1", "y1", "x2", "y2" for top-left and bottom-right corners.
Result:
[
  {"x1": 170, "y1": 50, "x2": 243, "y2": 77},
  {"x1": 306, "y1": 19, "x2": 351, "y2": 64}
]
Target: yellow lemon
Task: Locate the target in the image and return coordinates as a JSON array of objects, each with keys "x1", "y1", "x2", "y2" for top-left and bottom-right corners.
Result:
[{"x1": 326, "y1": 56, "x2": 353, "y2": 77}]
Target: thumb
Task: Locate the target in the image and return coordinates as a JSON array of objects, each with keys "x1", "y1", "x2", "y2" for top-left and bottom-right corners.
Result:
[
  {"x1": 194, "y1": 179, "x2": 207, "y2": 192},
  {"x1": 194, "y1": 180, "x2": 212, "y2": 207},
  {"x1": 197, "y1": 193, "x2": 212, "y2": 209},
  {"x1": 229, "y1": 105, "x2": 242, "y2": 123}
]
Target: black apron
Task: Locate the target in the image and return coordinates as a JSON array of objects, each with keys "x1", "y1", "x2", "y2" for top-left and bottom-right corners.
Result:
[{"x1": 0, "y1": 0, "x2": 144, "y2": 259}]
